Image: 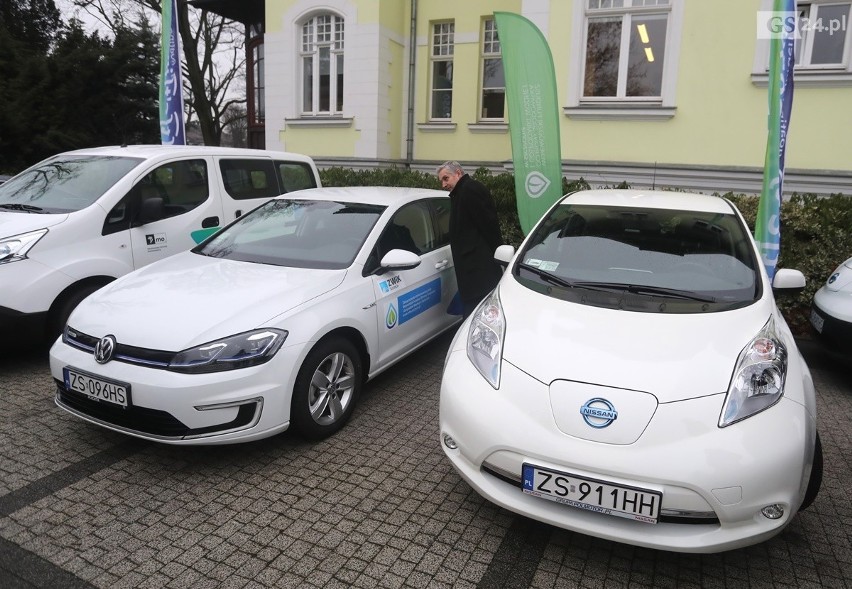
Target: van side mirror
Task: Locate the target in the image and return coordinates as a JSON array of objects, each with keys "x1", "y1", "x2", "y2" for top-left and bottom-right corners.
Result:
[{"x1": 135, "y1": 196, "x2": 165, "y2": 226}]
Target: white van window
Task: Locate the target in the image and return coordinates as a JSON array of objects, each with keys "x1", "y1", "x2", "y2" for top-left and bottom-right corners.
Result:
[
  {"x1": 141, "y1": 159, "x2": 209, "y2": 215},
  {"x1": 220, "y1": 159, "x2": 281, "y2": 201},
  {"x1": 277, "y1": 162, "x2": 318, "y2": 192},
  {"x1": 0, "y1": 155, "x2": 143, "y2": 213}
]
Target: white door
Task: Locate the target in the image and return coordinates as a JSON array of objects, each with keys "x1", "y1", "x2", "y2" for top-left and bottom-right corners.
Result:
[
  {"x1": 126, "y1": 158, "x2": 224, "y2": 269},
  {"x1": 372, "y1": 200, "x2": 458, "y2": 368}
]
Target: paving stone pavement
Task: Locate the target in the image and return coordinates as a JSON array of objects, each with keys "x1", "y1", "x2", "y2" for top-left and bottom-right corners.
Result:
[{"x1": 0, "y1": 334, "x2": 849, "y2": 589}]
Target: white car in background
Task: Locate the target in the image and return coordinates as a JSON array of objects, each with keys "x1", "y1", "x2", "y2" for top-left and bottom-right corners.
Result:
[
  {"x1": 440, "y1": 189, "x2": 822, "y2": 554},
  {"x1": 50, "y1": 187, "x2": 459, "y2": 443},
  {"x1": 810, "y1": 256, "x2": 852, "y2": 356},
  {"x1": 0, "y1": 145, "x2": 320, "y2": 346}
]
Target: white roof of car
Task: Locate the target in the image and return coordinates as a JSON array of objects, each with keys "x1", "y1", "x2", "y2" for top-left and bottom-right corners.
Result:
[
  {"x1": 282, "y1": 186, "x2": 448, "y2": 207},
  {"x1": 58, "y1": 144, "x2": 316, "y2": 164},
  {"x1": 563, "y1": 189, "x2": 736, "y2": 214}
]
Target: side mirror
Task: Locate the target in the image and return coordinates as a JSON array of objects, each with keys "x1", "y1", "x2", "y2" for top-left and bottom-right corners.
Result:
[
  {"x1": 378, "y1": 249, "x2": 421, "y2": 274},
  {"x1": 135, "y1": 196, "x2": 165, "y2": 226},
  {"x1": 494, "y1": 244, "x2": 515, "y2": 268},
  {"x1": 772, "y1": 268, "x2": 806, "y2": 295}
]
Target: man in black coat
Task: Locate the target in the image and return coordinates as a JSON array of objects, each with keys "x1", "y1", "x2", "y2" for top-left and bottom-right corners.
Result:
[{"x1": 437, "y1": 161, "x2": 503, "y2": 318}]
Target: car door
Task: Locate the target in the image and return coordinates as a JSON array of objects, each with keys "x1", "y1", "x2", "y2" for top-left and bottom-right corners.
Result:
[
  {"x1": 370, "y1": 199, "x2": 458, "y2": 368},
  {"x1": 117, "y1": 158, "x2": 224, "y2": 269}
]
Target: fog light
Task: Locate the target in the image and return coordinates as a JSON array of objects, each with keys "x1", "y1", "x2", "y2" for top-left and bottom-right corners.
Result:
[
  {"x1": 442, "y1": 433, "x2": 458, "y2": 450},
  {"x1": 761, "y1": 504, "x2": 785, "y2": 519}
]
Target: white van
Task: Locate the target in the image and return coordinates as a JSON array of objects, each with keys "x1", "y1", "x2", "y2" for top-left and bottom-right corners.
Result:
[{"x1": 0, "y1": 145, "x2": 321, "y2": 346}]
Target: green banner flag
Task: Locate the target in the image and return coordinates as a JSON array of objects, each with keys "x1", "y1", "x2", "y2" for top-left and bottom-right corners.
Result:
[{"x1": 494, "y1": 12, "x2": 563, "y2": 235}]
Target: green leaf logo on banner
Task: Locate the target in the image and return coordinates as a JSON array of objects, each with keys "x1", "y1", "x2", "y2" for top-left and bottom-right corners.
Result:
[{"x1": 494, "y1": 12, "x2": 563, "y2": 235}]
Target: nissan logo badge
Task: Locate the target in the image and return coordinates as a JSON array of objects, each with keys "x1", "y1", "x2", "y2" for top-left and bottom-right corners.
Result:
[
  {"x1": 580, "y1": 398, "x2": 618, "y2": 428},
  {"x1": 94, "y1": 335, "x2": 117, "y2": 364}
]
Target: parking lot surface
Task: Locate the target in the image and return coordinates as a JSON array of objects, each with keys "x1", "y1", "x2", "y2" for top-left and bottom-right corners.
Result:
[{"x1": 1, "y1": 334, "x2": 850, "y2": 589}]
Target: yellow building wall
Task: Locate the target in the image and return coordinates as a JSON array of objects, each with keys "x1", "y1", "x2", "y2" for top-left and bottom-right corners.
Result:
[
  {"x1": 266, "y1": 0, "x2": 851, "y2": 172},
  {"x1": 554, "y1": 0, "x2": 852, "y2": 172},
  {"x1": 413, "y1": 0, "x2": 519, "y2": 163}
]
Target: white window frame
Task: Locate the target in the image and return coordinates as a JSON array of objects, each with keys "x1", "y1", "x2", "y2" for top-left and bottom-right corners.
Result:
[
  {"x1": 430, "y1": 21, "x2": 455, "y2": 121},
  {"x1": 479, "y1": 18, "x2": 505, "y2": 122},
  {"x1": 566, "y1": 0, "x2": 683, "y2": 120},
  {"x1": 300, "y1": 13, "x2": 345, "y2": 116},
  {"x1": 752, "y1": 0, "x2": 852, "y2": 87}
]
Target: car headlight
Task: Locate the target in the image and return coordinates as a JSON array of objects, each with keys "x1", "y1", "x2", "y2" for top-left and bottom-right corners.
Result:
[
  {"x1": 719, "y1": 317, "x2": 787, "y2": 427},
  {"x1": 0, "y1": 229, "x2": 48, "y2": 264},
  {"x1": 467, "y1": 289, "x2": 505, "y2": 389},
  {"x1": 169, "y1": 328, "x2": 288, "y2": 374}
]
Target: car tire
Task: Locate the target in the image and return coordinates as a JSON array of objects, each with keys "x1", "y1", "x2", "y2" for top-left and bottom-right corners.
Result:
[
  {"x1": 290, "y1": 336, "x2": 363, "y2": 440},
  {"x1": 799, "y1": 431, "x2": 823, "y2": 511}
]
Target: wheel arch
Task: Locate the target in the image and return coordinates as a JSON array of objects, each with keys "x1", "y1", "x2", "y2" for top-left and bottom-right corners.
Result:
[{"x1": 313, "y1": 326, "x2": 371, "y2": 383}]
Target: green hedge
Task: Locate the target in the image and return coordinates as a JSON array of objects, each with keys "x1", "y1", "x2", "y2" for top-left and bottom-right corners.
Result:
[{"x1": 320, "y1": 166, "x2": 852, "y2": 332}]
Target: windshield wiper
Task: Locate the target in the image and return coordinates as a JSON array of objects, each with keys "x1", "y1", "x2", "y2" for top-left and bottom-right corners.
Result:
[
  {"x1": 518, "y1": 263, "x2": 622, "y2": 293},
  {"x1": 519, "y1": 264, "x2": 717, "y2": 302},
  {"x1": 572, "y1": 281, "x2": 717, "y2": 302},
  {"x1": 0, "y1": 203, "x2": 45, "y2": 213}
]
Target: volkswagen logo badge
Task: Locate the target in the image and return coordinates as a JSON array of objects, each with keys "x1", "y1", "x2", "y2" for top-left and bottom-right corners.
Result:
[
  {"x1": 580, "y1": 398, "x2": 618, "y2": 428},
  {"x1": 94, "y1": 335, "x2": 117, "y2": 364}
]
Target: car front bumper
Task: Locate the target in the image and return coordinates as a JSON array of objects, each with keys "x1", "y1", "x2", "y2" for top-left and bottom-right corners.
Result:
[
  {"x1": 439, "y1": 349, "x2": 816, "y2": 554},
  {"x1": 49, "y1": 338, "x2": 302, "y2": 445},
  {"x1": 811, "y1": 287, "x2": 852, "y2": 353}
]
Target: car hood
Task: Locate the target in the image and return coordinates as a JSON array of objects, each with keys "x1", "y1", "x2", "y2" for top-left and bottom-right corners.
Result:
[
  {"x1": 498, "y1": 278, "x2": 775, "y2": 403},
  {"x1": 70, "y1": 252, "x2": 347, "y2": 349},
  {"x1": 0, "y1": 211, "x2": 68, "y2": 236}
]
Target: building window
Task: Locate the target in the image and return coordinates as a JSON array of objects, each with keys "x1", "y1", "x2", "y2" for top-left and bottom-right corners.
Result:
[
  {"x1": 583, "y1": 0, "x2": 671, "y2": 99},
  {"x1": 795, "y1": 2, "x2": 851, "y2": 68},
  {"x1": 301, "y1": 13, "x2": 344, "y2": 115},
  {"x1": 480, "y1": 18, "x2": 505, "y2": 120},
  {"x1": 430, "y1": 22, "x2": 454, "y2": 120}
]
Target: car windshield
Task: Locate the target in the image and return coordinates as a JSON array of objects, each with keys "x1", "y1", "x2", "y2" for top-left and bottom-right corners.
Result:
[
  {"x1": 516, "y1": 203, "x2": 761, "y2": 312},
  {"x1": 0, "y1": 155, "x2": 144, "y2": 213},
  {"x1": 197, "y1": 198, "x2": 386, "y2": 269}
]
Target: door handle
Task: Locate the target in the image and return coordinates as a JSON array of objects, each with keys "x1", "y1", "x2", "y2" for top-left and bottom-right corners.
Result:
[
  {"x1": 435, "y1": 259, "x2": 449, "y2": 270},
  {"x1": 202, "y1": 216, "x2": 219, "y2": 228}
]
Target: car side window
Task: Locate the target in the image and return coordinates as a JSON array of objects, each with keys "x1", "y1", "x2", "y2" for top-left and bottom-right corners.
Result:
[
  {"x1": 102, "y1": 159, "x2": 209, "y2": 235},
  {"x1": 277, "y1": 162, "x2": 318, "y2": 192},
  {"x1": 429, "y1": 198, "x2": 451, "y2": 248},
  {"x1": 141, "y1": 159, "x2": 209, "y2": 216},
  {"x1": 377, "y1": 202, "x2": 436, "y2": 259},
  {"x1": 220, "y1": 159, "x2": 281, "y2": 200}
]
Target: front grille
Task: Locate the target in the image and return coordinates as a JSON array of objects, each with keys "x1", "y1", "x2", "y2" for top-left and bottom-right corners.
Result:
[
  {"x1": 55, "y1": 381, "x2": 259, "y2": 439},
  {"x1": 481, "y1": 464, "x2": 720, "y2": 525},
  {"x1": 64, "y1": 327, "x2": 175, "y2": 368}
]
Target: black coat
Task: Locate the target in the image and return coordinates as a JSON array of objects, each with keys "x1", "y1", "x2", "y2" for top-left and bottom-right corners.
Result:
[{"x1": 448, "y1": 174, "x2": 503, "y2": 305}]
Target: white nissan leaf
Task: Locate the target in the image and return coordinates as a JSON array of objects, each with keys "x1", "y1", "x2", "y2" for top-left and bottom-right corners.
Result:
[{"x1": 439, "y1": 189, "x2": 822, "y2": 554}]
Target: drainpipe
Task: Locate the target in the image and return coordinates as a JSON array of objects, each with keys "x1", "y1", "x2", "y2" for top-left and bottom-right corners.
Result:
[{"x1": 406, "y1": 0, "x2": 417, "y2": 168}]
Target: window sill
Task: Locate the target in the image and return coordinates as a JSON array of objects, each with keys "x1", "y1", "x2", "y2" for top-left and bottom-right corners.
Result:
[
  {"x1": 563, "y1": 104, "x2": 676, "y2": 121},
  {"x1": 751, "y1": 70, "x2": 852, "y2": 88},
  {"x1": 417, "y1": 122, "x2": 457, "y2": 132},
  {"x1": 285, "y1": 116, "x2": 353, "y2": 128},
  {"x1": 467, "y1": 122, "x2": 508, "y2": 133}
]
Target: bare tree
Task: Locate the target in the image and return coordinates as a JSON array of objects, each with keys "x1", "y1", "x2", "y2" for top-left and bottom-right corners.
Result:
[{"x1": 72, "y1": 0, "x2": 246, "y2": 145}]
